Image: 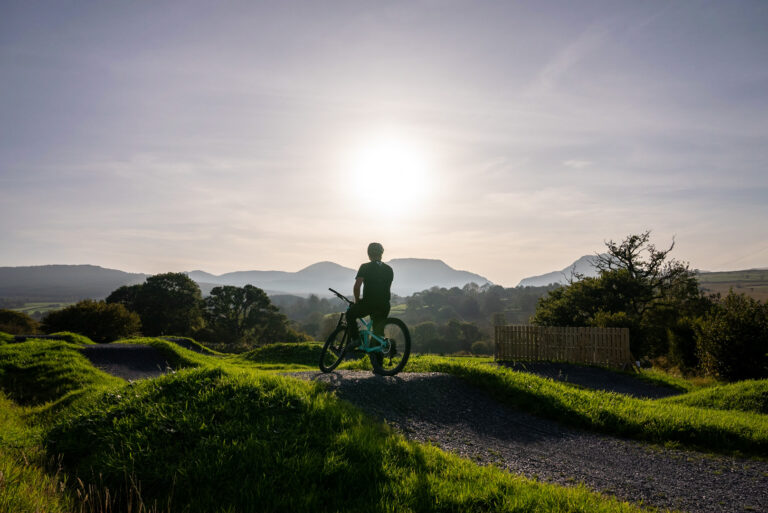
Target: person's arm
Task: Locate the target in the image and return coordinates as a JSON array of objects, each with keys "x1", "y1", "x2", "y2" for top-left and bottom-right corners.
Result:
[{"x1": 353, "y1": 277, "x2": 363, "y2": 302}]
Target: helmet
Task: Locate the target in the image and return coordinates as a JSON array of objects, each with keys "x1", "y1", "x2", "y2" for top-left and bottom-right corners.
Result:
[{"x1": 367, "y1": 242, "x2": 384, "y2": 259}]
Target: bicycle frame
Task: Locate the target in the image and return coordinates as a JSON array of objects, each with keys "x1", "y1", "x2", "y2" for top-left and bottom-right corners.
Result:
[
  {"x1": 351, "y1": 316, "x2": 388, "y2": 354},
  {"x1": 328, "y1": 287, "x2": 390, "y2": 355}
]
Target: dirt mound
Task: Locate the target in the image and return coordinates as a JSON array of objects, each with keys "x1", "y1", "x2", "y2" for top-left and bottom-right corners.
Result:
[{"x1": 81, "y1": 344, "x2": 171, "y2": 380}]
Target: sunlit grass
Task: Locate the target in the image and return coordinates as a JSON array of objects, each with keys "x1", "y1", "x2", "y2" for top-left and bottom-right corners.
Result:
[
  {"x1": 659, "y1": 379, "x2": 768, "y2": 415},
  {"x1": 46, "y1": 367, "x2": 648, "y2": 513},
  {"x1": 0, "y1": 339, "x2": 122, "y2": 405},
  {"x1": 393, "y1": 355, "x2": 768, "y2": 457}
]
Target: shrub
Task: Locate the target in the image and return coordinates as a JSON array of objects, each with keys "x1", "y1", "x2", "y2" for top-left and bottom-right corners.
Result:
[
  {"x1": 41, "y1": 300, "x2": 141, "y2": 343},
  {"x1": 470, "y1": 340, "x2": 491, "y2": 355},
  {"x1": 0, "y1": 309, "x2": 39, "y2": 335},
  {"x1": 697, "y1": 292, "x2": 768, "y2": 381},
  {"x1": 667, "y1": 317, "x2": 698, "y2": 370}
]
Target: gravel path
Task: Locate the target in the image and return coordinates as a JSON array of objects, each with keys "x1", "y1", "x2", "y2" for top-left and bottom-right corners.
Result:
[
  {"x1": 81, "y1": 344, "x2": 172, "y2": 380},
  {"x1": 290, "y1": 370, "x2": 768, "y2": 513}
]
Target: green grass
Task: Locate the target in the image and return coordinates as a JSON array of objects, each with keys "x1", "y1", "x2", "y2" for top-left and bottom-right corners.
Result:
[
  {"x1": 10, "y1": 302, "x2": 74, "y2": 315},
  {"x1": 47, "y1": 331, "x2": 95, "y2": 345},
  {"x1": 45, "y1": 366, "x2": 647, "y2": 513},
  {"x1": 238, "y1": 341, "x2": 324, "y2": 369},
  {"x1": 634, "y1": 368, "x2": 701, "y2": 392},
  {"x1": 0, "y1": 331, "x2": 13, "y2": 344},
  {"x1": 4, "y1": 337, "x2": 766, "y2": 511},
  {"x1": 158, "y1": 335, "x2": 222, "y2": 355},
  {"x1": 383, "y1": 355, "x2": 768, "y2": 458},
  {"x1": 659, "y1": 379, "x2": 768, "y2": 415},
  {"x1": 0, "y1": 391, "x2": 70, "y2": 513},
  {"x1": 0, "y1": 339, "x2": 123, "y2": 406}
]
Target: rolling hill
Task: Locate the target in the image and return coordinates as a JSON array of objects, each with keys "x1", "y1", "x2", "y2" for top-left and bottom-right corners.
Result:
[{"x1": 0, "y1": 259, "x2": 491, "y2": 301}]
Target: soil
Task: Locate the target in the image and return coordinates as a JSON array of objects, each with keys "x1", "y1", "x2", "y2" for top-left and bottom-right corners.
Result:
[{"x1": 290, "y1": 370, "x2": 768, "y2": 513}]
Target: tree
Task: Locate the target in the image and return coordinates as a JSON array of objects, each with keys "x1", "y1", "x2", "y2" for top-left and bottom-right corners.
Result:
[
  {"x1": 135, "y1": 273, "x2": 204, "y2": 336},
  {"x1": 0, "y1": 309, "x2": 39, "y2": 335},
  {"x1": 697, "y1": 292, "x2": 768, "y2": 381},
  {"x1": 41, "y1": 300, "x2": 141, "y2": 343},
  {"x1": 534, "y1": 231, "x2": 708, "y2": 357},
  {"x1": 106, "y1": 284, "x2": 143, "y2": 310},
  {"x1": 412, "y1": 321, "x2": 439, "y2": 353},
  {"x1": 203, "y1": 284, "x2": 308, "y2": 346}
]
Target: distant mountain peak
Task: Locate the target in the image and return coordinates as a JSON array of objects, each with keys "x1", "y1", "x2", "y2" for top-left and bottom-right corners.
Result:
[
  {"x1": 297, "y1": 261, "x2": 351, "y2": 273},
  {"x1": 517, "y1": 255, "x2": 602, "y2": 287}
]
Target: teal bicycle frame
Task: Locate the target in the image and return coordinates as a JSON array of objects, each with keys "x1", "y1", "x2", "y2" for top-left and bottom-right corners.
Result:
[{"x1": 349, "y1": 315, "x2": 389, "y2": 354}]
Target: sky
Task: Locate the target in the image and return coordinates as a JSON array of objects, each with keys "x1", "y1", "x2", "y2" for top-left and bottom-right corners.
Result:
[{"x1": 1, "y1": 0, "x2": 767, "y2": 287}]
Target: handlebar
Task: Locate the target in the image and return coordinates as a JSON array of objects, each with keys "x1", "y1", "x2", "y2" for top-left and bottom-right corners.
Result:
[{"x1": 328, "y1": 287, "x2": 353, "y2": 305}]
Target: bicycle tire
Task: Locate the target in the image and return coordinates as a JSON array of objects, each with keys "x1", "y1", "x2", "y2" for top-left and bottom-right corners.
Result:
[
  {"x1": 370, "y1": 318, "x2": 411, "y2": 376},
  {"x1": 319, "y1": 325, "x2": 348, "y2": 373}
]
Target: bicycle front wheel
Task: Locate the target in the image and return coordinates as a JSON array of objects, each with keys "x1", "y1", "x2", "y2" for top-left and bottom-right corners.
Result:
[
  {"x1": 319, "y1": 326, "x2": 348, "y2": 373},
  {"x1": 370, "y1": 318, "x2": 411, "y2": 376}
]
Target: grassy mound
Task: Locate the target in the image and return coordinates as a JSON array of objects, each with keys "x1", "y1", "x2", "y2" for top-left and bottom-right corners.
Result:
[
  {"x1": 239, "y1": 342, "x2": 324, "y2": 368},
  {"x1": 0, "y1": 392, "x2": 70, "y2": 513},
  {"x1": 0, "y1": 331, "x2": 13, "y2": 344},
  {"x1": 386, "y1": 356, "x2": 768, "y2": 457},
  {"x1": 0, "y1": 340, "x2": 122, "y2": 405},
  {"x1": 45, "y1": 367, "x2": 644, "y2": 513},
  {"x1": 659, "y1": 379, "x2": 768, "y2": 415},
  {"x1": 47, "y1": 331, "x2": 95, "y2": 345},
  {"x1": 159, "y1": 336, "x2": 221, "y2": 355}
]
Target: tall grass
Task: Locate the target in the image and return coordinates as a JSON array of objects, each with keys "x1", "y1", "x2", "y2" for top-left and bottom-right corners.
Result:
[{"x1": 0, "y1": 392, "x2": 70, "y2": 513}]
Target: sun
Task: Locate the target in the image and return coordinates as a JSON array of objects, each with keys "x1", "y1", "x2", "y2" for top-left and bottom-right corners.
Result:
[{"x1": 348, "y1": 135, "x2": 430, "y2": 216}]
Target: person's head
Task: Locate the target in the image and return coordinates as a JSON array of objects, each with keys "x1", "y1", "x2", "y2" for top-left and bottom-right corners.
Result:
[{"x1": 367, "y1": 242, "x2": 384, "y2": 262}]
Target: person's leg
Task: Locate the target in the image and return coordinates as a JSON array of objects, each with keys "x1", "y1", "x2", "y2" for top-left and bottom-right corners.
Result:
[
  {"x1": 370, "y1": 304, "x2": 391, "y2": 337},
  {"x1": 346, "y1": 301, "x2": 374, "y2": 344}
]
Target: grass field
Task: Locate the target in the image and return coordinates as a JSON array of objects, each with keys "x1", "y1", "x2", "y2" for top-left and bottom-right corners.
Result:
[
  {"x1": 9, "y1": 302, "x2": 74, "y2": 316},
  {"x1": 0, "y1": 335, "x2": 658, "y2": 513},
  {"x1": 2, "y1": 334, "x2": 767, "y2": 511},
  {"x1": 697, "y1": 269, "x2": 768, "y2": 301}
]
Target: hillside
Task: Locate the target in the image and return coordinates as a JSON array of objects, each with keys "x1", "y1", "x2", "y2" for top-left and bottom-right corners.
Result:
[
  {"x1": 0, "y1": 265, "x2": 146, "y2": 301},
  {"x1": 517, "y1": 255, "x2": 601, "y2": 287},
  {"x1": 697, "y1": 269, "x2": 768, "y2": 301},
  {"x1": 0, "y1": 259, "x2": 492, "y2": 301},
  {"x1": 518, "y1": 258, "x2": 768, "y2": 301}
]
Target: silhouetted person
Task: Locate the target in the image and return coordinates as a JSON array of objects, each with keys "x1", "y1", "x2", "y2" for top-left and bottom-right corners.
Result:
[{"x1": 346, "y1": 242, "x2": 393, "y2": 345}]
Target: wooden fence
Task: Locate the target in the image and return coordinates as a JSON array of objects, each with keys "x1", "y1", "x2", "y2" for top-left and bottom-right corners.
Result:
[{"x1": 494, "y1": 325, "x2": 632, "y2": 368}]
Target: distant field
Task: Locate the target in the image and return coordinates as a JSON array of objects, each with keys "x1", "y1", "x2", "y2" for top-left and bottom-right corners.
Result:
[
  {"x1": 697, "y1": 270, "x2": 768, "y2": 301},
  {"x1": 10, "y1": 302, "x2": 74, "y2": 315}
]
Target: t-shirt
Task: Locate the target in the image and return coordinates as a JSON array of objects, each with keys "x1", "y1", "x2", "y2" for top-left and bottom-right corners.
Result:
[{"x1": 356, "y1": 261, "x2": 394, "y2": 306}]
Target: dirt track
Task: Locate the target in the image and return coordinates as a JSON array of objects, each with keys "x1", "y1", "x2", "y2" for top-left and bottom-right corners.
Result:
[
  {"x1": 79, "y1": 347, "x2": 767, "y2": 513},
  {"x1": 291, "y1": 370, "x2": 768, "y2": 513}
]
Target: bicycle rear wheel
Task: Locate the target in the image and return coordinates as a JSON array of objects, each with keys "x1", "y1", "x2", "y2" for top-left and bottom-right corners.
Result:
[
  {"x1": 319, "y1": 325, "x2": 348, "y2": 373},
  {"x1": 370, "y1": 318, "x2": 411, "y2": 376}
]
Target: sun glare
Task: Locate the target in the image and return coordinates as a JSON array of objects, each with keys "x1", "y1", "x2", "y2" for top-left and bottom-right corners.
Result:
[{"x1": 348, "y1": 135, "x2": 430, "y2": 216}]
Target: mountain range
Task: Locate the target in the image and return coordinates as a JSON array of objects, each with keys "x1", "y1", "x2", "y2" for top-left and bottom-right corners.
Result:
[
  {"x1": 0, "y1": 259, "x2": 491, "y2": 301},
  {"x1": 516, "y1": 255, "x2": 602, "y2": 287}
]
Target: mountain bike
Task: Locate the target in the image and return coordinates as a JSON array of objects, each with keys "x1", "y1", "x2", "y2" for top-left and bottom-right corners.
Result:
[{"x1": 319, "y1": 288, "x2": 411, "y2": 376}]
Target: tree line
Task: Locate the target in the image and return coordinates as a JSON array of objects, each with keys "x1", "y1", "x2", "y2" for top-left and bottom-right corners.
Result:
[
  {"x1": 532, "y1": 231, "x2": 768, "y2": 381},
  {"x1": 0, "y1": 273, "x2": 306, "y2": 349}
]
